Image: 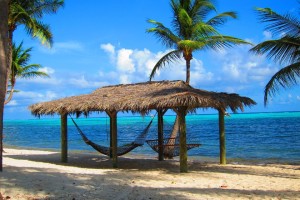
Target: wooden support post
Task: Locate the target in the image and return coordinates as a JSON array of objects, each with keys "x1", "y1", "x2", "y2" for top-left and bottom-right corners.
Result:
[
  {"x1": 61, "y1": 113, "x2": 68, "y2": 163},
  {"x1": 157, "y1": 109, "x2": 164, "y2": 161},
  {"x1": 178, "y1": 107, "x2": 188, "y2": 173},
  {"x1": 108, "y1": 111, "x2": 118, "y2": 168},
  {"x1": 219, "y1": 109, "x2": 226, "y2": 165},
  {"x1": 109, "y1": 116, "x2": 113, "y2": 158}
]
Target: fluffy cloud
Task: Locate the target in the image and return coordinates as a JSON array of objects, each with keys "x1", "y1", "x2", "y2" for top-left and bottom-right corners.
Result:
[
  {"x1": 117, "y1": 48, "x2": 135, "y2": 73},
  {"x1": 38, "y1": 67, "x2": 55, "y2": 75},
  {"x1": 100, "y1": 43, "x2": 215, "y2": 85}
]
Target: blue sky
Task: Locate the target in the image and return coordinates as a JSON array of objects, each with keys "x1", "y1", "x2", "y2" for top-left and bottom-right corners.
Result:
[{"x1": 5, "y1": 0, "x2": 300, "y2": 119}]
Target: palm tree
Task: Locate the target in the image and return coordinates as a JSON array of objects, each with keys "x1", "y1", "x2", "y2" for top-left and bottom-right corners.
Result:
[
  {"x1": 147, "y1": 0, "x2": 251, "y2": 84},
  {"x1": 250, "y1": 7, "x2": 300, "y2": 105},
  {"x1": 0, "y1": 0, "x2": 10, "y2": 172},
  {"x1": 6, "y1": 0, "x2": 64, "y2": 97},
  {"x1": 5, "y1": 42, "x2": 49, "y2": 105}
]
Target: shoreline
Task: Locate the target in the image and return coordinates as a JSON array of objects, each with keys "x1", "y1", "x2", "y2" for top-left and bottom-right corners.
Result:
[
  {"x1": 4, "y1": 145, "x2": 300, "y2": 166},
  {"x1": 1, "y1": 148, "x2": 300, "y2": 200}
]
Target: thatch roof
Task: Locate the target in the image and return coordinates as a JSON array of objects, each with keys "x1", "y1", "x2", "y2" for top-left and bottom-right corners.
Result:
[{"x1": 29, "y1": 80, "x2": 256, "y2": 116}]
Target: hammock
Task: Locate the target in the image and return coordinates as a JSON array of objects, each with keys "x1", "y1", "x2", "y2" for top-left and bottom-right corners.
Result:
[
  {"x1": 146, "y1": 116, "x2": 201, "y2": 158},
  {"x1": 70, "y1": 115, "x2": 154, "y2": 156},
  {"x1": 146, "y1": 137, "x2": 201, "y2": 159}
]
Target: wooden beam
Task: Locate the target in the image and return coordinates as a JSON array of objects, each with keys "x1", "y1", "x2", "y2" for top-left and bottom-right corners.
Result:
[
  {"x1": 177, "y1": 107, "x2": 188, "y2": 173},
  {"x1": 61, "y1": 113, "x2": 68, "y2": 163},
  {"x1": 218, "y1": 109, "x2": 226, "y2": 165},
  {"x1": 107, "y1": 110, "x2": 118, "y2": 168},
  {"x1": 157, "y1": 109, "x2": 164, "y2": 161}
]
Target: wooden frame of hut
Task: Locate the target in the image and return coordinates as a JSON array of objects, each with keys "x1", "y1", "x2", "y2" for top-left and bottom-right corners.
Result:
[{"x1": 29, "y1": 80, "x2": 256, "y2": 172}]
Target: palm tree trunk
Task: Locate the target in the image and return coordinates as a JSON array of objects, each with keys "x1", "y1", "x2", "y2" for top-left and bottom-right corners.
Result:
[
  {"x1": 4, "y1": 81, "x2": 15, "y2": 105},
  {"x1": 5, "y1": 29, "x2": 13, "y2": 104},
  {"x1": 0, "y1": 0, "x2": 10, "y2": 172},
  {"x1": 184, "y1": 53, "x2": 192, "y2": 85}
]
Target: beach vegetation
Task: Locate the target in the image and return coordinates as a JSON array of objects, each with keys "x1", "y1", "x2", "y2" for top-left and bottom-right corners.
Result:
[
  {"x1": 147, "y1": 0, "x2": 251, "y2": 84},
  {"x1": 250, "y1": 6, "x2": 300, "y2": 105},
  {"x1": 5, "y1": 42, "x2": 49, "y2": 105}
]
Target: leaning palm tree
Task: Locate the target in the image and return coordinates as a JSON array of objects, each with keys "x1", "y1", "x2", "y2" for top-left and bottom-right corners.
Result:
[
  {"x1": 5, "y1": 42, "x2": 49, "y2": 105},
  {"x1": 147, "y1": 0, "x2": 251, "y2": 84},
  {"x1": 250, "y1": 7, "x2": 300, "y2": 105}
]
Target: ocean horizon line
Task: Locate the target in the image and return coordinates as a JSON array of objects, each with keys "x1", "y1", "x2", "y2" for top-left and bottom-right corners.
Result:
[{"x1": 4, "y1": 110, "x2": 300, "y2": 121}]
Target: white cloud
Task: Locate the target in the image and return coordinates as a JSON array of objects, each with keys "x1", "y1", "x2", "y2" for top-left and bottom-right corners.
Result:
[
  {"x1": 69, "y1": 75, "x2": 106, "y2": 88},
  {"x1": 117, "y1": 48, "x2": 135, "y2": 73},
  {"x1": 14, "y1": 90, "x2": 58, "y2": 103},
  {"x1": 38, "y1": 67, "x2": 55, "y2": 75},
  {"x1": 18, "y1": 75, "x2": 61, "y2": 85},
  {"x1": 101, "y1": 43, "x2": 116, "y2": 62},
  {"x1": 101, "y1": 43, "x2": 115, "y2": 55},
  {"x1": 263, "y1": 31, "x2": 272, "y2": 40},
  {"x1": 40, "y1": 41, "x2": 84, "y2": 54},
  {"x1": 119, "y1": 74, "x2": 131, "y2": 84}
]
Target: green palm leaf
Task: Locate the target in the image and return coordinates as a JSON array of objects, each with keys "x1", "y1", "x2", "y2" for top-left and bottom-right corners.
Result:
[
  {"x1": 250, "y1": 36, "x2": 300, "y2": 65},
  {"x1": 255, "y1": 7, "x2": 300, "y2": 37},
  {"x1": 149, "y1": 50, "x2": 182, "y2": 81},
  {"x1": 251, "y1": 5, "x2": 300, "y2": 105},
  {"x1": 264, "y1": 62, "x2": 300, "y2": 105}
]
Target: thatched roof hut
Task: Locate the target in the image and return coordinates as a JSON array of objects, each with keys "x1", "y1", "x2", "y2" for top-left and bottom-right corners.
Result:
[
  {"x1": 29, "y1": 80, "x2": 255, "y2": 116},
  {"x1": 29, "y1": 80, "x2": 256, "y2": 172}
]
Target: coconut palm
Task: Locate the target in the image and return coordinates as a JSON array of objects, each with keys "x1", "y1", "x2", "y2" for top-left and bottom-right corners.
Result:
[
  {"x1": 5, "y1": 42, "x2": 49, "y2": 105},
  {"x1": 147, "y1": 0, "x2": 251, "y2": 84},
  {"x1": 0, "y1": 0, "x2": 10, "y2": 172},
  {"x1": 250, "y1": 7, "x2": 300, "y2": 105}
]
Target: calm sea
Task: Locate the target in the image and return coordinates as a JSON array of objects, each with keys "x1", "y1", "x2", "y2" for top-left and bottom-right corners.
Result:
[{"x1": 3, "y1": 112, "x2": 300, "y2": 164}]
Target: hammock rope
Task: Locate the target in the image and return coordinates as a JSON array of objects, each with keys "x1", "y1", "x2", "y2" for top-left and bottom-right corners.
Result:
[{"x1": 70, "y1": 115, "x2": 155, "y2": 156}]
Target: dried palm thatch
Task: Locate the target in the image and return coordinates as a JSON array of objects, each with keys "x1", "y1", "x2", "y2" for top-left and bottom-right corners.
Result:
[{"x1": 29, "y1": 80, "x2": 256, "y2": 116}]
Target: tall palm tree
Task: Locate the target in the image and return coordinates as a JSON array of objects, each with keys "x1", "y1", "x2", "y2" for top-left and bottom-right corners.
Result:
[
  {"x1": 250, "y1": 7, "x2": 300, "y2": 105},
  {"x1": 5, "y1": 42, "x2": 49, "y2": 105},
  {"x1": 0, "y1": 0, "x2": 10, "y2": 172},
  {"x1": 147, "y1": 0, "x2": 251, "y2": 84}
]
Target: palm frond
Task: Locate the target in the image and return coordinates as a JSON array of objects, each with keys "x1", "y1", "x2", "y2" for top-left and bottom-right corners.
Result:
[
  {"x1": 206, "y1": 12, "x2": 237, "y2": 28},
  {"x1": 264, "y1": 61, "x2": 300, "y2": 105},
  {"x1": 149, "y1": 50, "x2": 182, "y2": 81},
  {"x1": 191, "y1": 0, "x2": 216, "y2": 20},
  {"x1": 255, "y1": 7, "x2": 300, "y2": 37},
  {"x1": 147, "y1": 19, "x2": 179, "y2": 48},
  {"x1": 30, "y1": 0, "x2": 65, "y2": 18},
  {"x1": 30, "y1": 19, "x2": 53, "y2": 46},
  {"x1": 177, "y1": 8, "x2": 193, "y2": 38},
  {"x1": 250, "y1": 36, "x2": 300, "y2": 65},
  {"x1": 192, "y1": 21, "x2": 220, "y2": 38},
  {"x1": 204, "y1": 35, "x2": 252, "y2": 50}
]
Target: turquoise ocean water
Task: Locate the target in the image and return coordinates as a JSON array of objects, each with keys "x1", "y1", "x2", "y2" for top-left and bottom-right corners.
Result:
[{"x1": 3, "y1": 112, "x2": 300, "y2": 164}]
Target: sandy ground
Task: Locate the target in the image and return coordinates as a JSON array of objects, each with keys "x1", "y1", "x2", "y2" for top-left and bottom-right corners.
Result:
[{"x1": 0, "y1": 148, "x2": 299, "y2": 200}]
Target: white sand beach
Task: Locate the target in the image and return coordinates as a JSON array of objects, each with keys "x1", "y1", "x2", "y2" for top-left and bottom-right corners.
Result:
[{"x1": 1, "y1": 148, "x2": 299, "y2": 200}]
